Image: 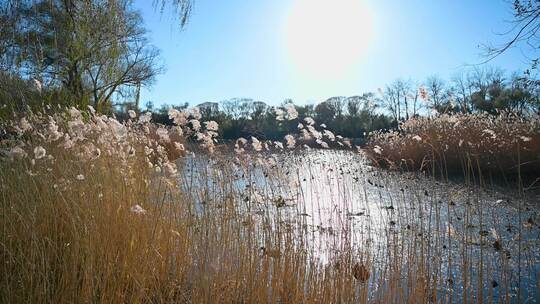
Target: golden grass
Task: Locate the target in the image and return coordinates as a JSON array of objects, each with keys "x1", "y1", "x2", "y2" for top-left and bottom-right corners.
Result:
[
  {"x1": 0, "y1": 112, "x2": 367, "y2": 303},
  {"x1": 0, "y1": 148, "x2": 442, "y2": 303},
  {"x1": 1, "y1": 109, "x2": 537, "y2": 303},
  {"x1": 366, "y1": 113, "x2": 540, "y2": 180}
]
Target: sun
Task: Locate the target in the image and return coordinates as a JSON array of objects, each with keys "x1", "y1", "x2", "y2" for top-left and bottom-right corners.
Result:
[{"x1": 285, "y1": 0, "x2": 374, "y2": 78}]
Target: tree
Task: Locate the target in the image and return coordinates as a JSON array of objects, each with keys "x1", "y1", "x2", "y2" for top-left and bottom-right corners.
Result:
[
  {"x1": 315, "y1": 100, "x2": 337, "y2": 124},
  {"x1": 425, "y1": 75, "x2": 446, "y2": 111},
  {"x1": 483, "y1": 0, "x2": 540, "y2": 67},
  {"x1": 296, "y1": 104, "x2": 315, "y2": 118},
  {"x1": 1, "y1": 0, "x2": 163, "y2": 111},
  {"x1": 381, "y1": 84, "x2": 398, "y2": 122},
  {"x1": 197, "y1": 101, "x2": 219, "y2": 118},
  {"x1": 324, "y1": 96, "x2": 346, "y2": 118},
  {"x1": 451, "y1": 71, "x2": 473, "y2": 113},
  {"x1": 83, "y1": 2, "x2": 162, "y2": 111},
  {"x1": 507, "y1": 73, "x2": 538, "y2": 114},
  {"x1": 220, "y1": 98, "x2": 254, "y2": 120},
  {"x1": 251, "y1": 101, "x2": 268, "y2": 120},
  {"x1": 343, "y1": 93, "x2": 381, "y2": 136},
  {"x1": 346, "y1": 96, "x2": 363, "y2": 117},
  {"x1": 155, "y1": 0, "x2": 192, "y2": 28},
  {"x1": 382, "y1": 79, "x2": 411, "y2": 121},
  {"x1": 145, "y1": 100, "x2": 155, "y2": 112},
  {"x1": 408, "y1": 81, "x2": 421, "y2": 118},
  {"x1": 0, "y1": 0, "x2": 192, "y2": 113}
]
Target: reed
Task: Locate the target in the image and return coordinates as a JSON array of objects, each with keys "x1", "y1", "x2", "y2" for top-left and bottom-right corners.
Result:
[{"x1": 1, "y1": 108, "x2": 537, "y2": 303}]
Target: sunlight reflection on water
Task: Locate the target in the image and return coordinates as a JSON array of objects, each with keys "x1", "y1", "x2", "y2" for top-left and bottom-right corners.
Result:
[{"x1": 179, "y1": 149, "x2": 539, "y2": 302}]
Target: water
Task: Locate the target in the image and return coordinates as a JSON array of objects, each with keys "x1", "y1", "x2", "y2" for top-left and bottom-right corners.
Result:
[{"x1": 178, "y1": 149, "x2": 540, "y2": 302}]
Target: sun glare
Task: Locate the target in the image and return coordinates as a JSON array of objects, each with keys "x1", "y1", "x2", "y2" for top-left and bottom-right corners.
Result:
[{"x1": 286, "y1": 0, "x2": 374, "y2": 78}]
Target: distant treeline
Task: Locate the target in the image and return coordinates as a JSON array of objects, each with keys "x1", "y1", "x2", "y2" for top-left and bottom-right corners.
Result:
[
  {"x1": 131, "y1": 95, "x2": 390, "y2": 141},
  {"x1": 2, "y1": 66, "x2": 540, "y2": 141},
  {"x1": 1, "y1": 0, "x2": 538, "y2": 141},
  {"x1": 115, "y1": 67, "x2": 540, "y2": 140}
]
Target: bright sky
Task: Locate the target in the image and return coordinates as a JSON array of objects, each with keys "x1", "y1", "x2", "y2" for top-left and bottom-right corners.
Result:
[{"x1": 134, "y1": 0, "x2": 533, "y2": 107}]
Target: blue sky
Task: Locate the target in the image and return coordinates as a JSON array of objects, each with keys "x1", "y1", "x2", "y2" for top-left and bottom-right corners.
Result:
[{"x1": 134, "y1": 0, "x2": 532, "y2": 108}]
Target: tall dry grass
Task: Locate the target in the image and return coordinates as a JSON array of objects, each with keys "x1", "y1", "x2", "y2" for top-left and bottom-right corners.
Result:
[
  {"x1": 1, "y1": 108, "x2": 538, "y2": 303},
  {"x1": 366, "y1": 113, "x2": 540, "y2": 182},
  {"x1": 0, "y1": 109, "x2": 369, "y2": 303}
]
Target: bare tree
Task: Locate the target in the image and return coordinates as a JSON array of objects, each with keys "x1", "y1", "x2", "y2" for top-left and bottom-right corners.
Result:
[
  {"x1": 346, "y1": 96, "x2": 362, "y2": 117},
  {"x1": 220, "y1": 98, "x2": 261, "y2": 120},
  {"x1": 483, "y1": 0, "x2": 540, "y2": 65},
  {"x1": 451, "y1": 71, "x2": 474, "y2": 113},
  {"x1": 324, "y1": 96, "x2": 347, "y2": 118},
  {"x1": 382, "y1": 79, "x2": 413, "y2": 121},
  {"x1": 425, "y1": 75, "x2": 447, "y2": 112},
  {"x1": 408, "y1": 81, "x2": 421, "y2": 118},
  {"x1": 381, "y1": 84, "x2": 399, "y2": 122}
]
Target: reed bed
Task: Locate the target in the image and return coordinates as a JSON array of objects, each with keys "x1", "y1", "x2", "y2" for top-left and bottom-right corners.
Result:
[
  {"x1": 366, "y1": 113, "x2": 540, "y2": 181},
  {"x1": 1, "y1": 108, "x2": 538, "y2": 303}
]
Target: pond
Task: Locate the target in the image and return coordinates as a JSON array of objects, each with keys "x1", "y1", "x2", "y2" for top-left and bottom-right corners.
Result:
[{"x1": 178, "y1": 149, "x2": 539, "y2": 302}]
